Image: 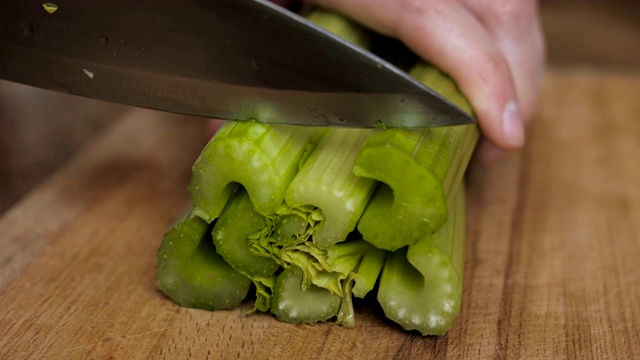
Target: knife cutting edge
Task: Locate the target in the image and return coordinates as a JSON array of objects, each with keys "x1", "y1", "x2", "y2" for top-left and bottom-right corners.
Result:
[{"x1": 0, "y1": 0, "x2": 475, "y2": 128}]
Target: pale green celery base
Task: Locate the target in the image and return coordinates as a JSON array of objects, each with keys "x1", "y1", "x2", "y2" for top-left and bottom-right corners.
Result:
[
  {"x1": 377, "y1": 187, "x2": 465, "y2": 336},
  {"x1": 251, "y1": 222, "x2": 382, "y2": 326},
  {"x1": 189, "y1": 121, "x2": 320, "y2": 222},
  {"x1": 156, "y1": 210, "x2": 252, "y2": 311},
  {"x1": 286, "y1": 128, "x2": 376, "y2": 248},
  {"x1": 270, "y1": 267, "x2": 341, "y2": 325},
  {"x1": 271, "y1": 212, "x2": 310, "y2": 246}
]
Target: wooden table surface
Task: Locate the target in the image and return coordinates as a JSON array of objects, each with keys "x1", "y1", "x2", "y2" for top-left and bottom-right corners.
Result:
[{"x1": 1, "y1": 2, "x2": 639, "y2": 359}]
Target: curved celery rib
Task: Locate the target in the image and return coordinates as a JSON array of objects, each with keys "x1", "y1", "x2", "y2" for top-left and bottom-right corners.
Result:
[
  {"x1": 354, "y1": 130, "x2": 448, "y2": 251},
  {"x1": 156, "y1": 208, "x2": 251, "y2": 311},
  {"x1": 189, "y1": 121, "x2": 321, "y2": 222},
  {"x1": 211, "y1": 187, "x2": 281, "y2": 312},
  {"x1": 270, "y1": 267, "x2": 341, "y2": 325},
  {"x1": 211, "y1": 187, "x2": 279, "y2": 279},
  {"x1": 285, "y1": 128, "x2": 376, "y2": 247},
  {"x1": 377, "y1": 188, "x2": 466, "y2": 335},
  {"x1": 354, "y1": 64, "x2": 479, "y2": 251}
]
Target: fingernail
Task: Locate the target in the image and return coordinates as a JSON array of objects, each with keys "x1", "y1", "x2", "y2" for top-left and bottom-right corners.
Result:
[{"x1": 502, "y1": 101, "x2": 525, "y2": 148}]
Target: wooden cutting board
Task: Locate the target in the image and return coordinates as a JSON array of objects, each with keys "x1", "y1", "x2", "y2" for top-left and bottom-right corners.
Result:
[{"x1": 1, "y1": 69, "x2": 639, "y2": 359}]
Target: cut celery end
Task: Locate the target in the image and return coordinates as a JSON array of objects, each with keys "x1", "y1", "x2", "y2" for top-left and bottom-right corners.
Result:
[
  {"x1": 270, "y1": 267, "x2": 341, "y2": 325},
  {"x1": 189, "y1": 121, "x2": 321, "y2": 222},
  {"x1": 354, "y1": 63, "x2": 479, "y2": 251},
  {"x1": 377, "y1": 188, "x2": 465, "y2": 336},
  {"x1": 353, "y1": 246, "x2": 386, "y2": 298},
  {"x1": 378, "y1": 247, "x2": 460, "y2": 336},
  {"x1": 156, "y1": 210, "x2": 252, "y2": 311},
  {"x1": 286, "y1": 128, "x2": 376, "y2": 247},
  {"x1": 354, "y1": 132, "x2": 447, "y2": 251},
  {"x1": 211, "y1": 187, "x2": 279, "y2": 278}
]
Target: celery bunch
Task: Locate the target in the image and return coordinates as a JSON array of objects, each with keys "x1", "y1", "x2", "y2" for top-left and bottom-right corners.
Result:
[{"x1": 156, "y1": 9, "x2": 478, "y2": 336}]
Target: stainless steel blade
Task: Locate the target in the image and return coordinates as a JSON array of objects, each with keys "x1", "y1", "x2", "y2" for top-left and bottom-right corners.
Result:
[{"x1": 0, "y1": 0, "x2": 475, "y2": 128}]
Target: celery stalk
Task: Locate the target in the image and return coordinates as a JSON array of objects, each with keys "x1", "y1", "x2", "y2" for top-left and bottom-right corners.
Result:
[
  {"x1": 354, "y1": 64, "x2": 479, "y2": 251},
  {"x1": 188, "y1": 7, "x2": 369, "y2": 224},
  {"x1": 352, "y1": 246, "x2": 386, "y2": 298},
  {"x1": 157, "y1": 8, "x2": 476, "y2": 336},
  {"x1": 189, "y1": 121, "x2": 321, "y2": 222},
  {"x1": 253, "y1": 11, "x2": 383, "y2": 325},
  {"x1": 377, "y1": 187, "x2": 466, "y2": 335},
  {"x1": 210, "y1": 187, "x2": 284, "y2": 312},
  {"x1": 285, "y1": 128, "x2": 376, "y2": 247},
  {"x1": 211, "y1": 187, "x2": 279, "y2": 278},
  {"x1": 156, "y1": 208, "x2": 252, "y2": 310},
  {"x1": 270, "y1": 267, "x2": 341, "y2": 325},
  {"x1": 266, "y1": 240, "x2": 382, "y2": 327}
]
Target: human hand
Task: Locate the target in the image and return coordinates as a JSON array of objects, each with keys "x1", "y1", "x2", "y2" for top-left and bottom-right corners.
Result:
[{"x1": 293, "y1": 0, "x2": 545, "y2": 164}]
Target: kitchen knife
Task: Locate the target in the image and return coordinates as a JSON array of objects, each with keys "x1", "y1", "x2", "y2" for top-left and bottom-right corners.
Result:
[{"x1": 0, "y1": 0, "x2": 475, "y2": 128}]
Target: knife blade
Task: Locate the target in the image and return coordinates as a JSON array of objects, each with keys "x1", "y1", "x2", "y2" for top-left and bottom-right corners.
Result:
[{"x1": 0, "y1": 0, "x2": 475, "y2": 128}]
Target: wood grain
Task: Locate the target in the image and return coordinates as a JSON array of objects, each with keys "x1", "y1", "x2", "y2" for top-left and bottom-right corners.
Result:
[
  {"x1": 540, "y1": 0, "x2": 640, "y2": 70},
  {"x1": 0, "y1": 69, "x2": 638, "y2": 359}
]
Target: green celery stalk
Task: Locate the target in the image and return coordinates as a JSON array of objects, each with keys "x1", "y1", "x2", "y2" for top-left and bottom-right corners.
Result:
[
  {"x1": 210, "y1": 187, "x2": 280, "y2": 311},
  {"x1": 270, "y1": 267, "x2": 342, "y2": 325},
  {"x1": 188, "y1": 6, "x2": 370, "y2": 224},
  {"x1": 285, "y1": 128, "x2": 376, "y2": 247},
  {"x1": 408, "y1": 64, "x2": 478, "y2": 209},
  {"x1": 156, "y1": 208, "x2": 252, "y2": 310},
  {"x1": 266, "y1": 239, "x2": 382, "y2": 327},
  {"x1": 252, "y1": 10, "x2": 380, "y2": 300},
  {"x1": 352, "y1": 245, "x2": 386, "y2": 298},
  {"x1": 253, "y1": 10, "x2": 383, "y2": 326},
  {"x1": 377, "y1": 186, "x2": 466, "y2": 335},
  {"x1": 354, "y1": 64, "x2": 479, "y2": 251},
  {"x1": 189, "y1": 121, "x2": 321, "y2": 222},
  {"x1": 211, "y1": 187, "x2": 279, "y2": 278},
  {"x1": 156, "y1": 8, "x2": 476, "y2": 336}
]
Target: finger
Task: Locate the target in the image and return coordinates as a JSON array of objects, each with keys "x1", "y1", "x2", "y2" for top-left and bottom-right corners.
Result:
[
  {"x1": 305, "y1": 0, "x2": 525, "y2": 149},
  {"x1": 473, "y1": 138, "x2": 506, "y2": 165},
  {"x1": 463, "y1": 0, "x2": 546, "y2": 122}
]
